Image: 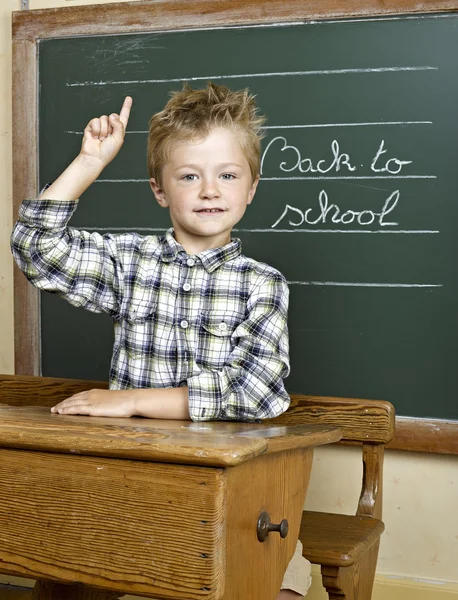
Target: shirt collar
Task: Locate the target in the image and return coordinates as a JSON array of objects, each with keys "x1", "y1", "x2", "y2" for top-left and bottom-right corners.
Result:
[
  {"x1": 160, "y1": 229, "x2": 184, "y2": 263},
  {"x1": 160, "y1": 228, "x2": 242, "y2": 272}
]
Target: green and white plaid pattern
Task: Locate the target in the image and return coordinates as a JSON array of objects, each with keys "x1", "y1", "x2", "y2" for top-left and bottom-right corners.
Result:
[{"x1": 12, "y1": 199, "x2": 291, "y2": 421}]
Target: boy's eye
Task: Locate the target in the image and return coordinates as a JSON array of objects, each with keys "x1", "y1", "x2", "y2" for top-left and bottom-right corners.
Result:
[
  {"x1": 221, "y1": 173, "x2": 236, "y2": 180},
  {"x1": 181, "y1": 174, "x2": 197, "y2": 181}
]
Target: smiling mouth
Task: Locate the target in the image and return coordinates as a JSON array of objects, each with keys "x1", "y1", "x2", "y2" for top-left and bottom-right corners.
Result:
[{"x1": 195, "y1": 208, "x2": 225, "y2": 213}]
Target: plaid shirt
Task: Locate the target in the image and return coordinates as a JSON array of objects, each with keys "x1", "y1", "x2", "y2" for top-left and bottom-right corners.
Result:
[{"x1": 11, "y1": 199, "x2": 291, "y2": 421}]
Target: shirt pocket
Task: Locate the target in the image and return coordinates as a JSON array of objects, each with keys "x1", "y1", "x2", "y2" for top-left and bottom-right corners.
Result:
[
  {"x1": 196, "y1": 310, "x2": 243, "y2": 369},
  {"x1": 124, "y1": 300, "x2": 157, "y2": 359}
]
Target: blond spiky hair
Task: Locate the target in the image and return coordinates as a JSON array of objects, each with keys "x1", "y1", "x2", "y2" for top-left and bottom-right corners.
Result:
[{"x1": 147, "y1": 82, "x2": 266, "y2": 185}]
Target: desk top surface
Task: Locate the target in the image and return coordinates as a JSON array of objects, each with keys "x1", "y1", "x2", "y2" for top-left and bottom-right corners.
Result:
[{"x1": 0, "y1": 405, "x2": 341, "y2": 466}]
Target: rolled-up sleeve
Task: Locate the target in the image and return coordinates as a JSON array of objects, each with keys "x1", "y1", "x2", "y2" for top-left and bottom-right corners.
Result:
[
  {"x1": 11, "y1": 199, "x2": 122, "y2": 315},
  {"x1": 187, "y1": 275, "x2": 290, "y2": 422}
]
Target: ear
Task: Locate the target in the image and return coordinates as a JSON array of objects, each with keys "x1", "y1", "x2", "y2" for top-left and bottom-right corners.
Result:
[
  {"x1": 150, "y1": 178, "x2": 169, "y2": 208},
  {"x1": 247, "y1": 175, "x2": 260, "y2": 205}
]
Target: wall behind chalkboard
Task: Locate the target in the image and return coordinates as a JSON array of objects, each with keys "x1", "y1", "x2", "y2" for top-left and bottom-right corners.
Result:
[{"x1": 37, "y1": 15, "x2": 458, "y2": 421}]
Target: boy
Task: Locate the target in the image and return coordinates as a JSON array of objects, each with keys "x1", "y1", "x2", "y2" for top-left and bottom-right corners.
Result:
[{"x1": 11, "y1": 83, "x2": 311, "y2": 598}]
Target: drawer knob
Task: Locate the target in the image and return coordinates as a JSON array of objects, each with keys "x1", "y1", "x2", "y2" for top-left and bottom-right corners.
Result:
[{"x1": 257, "y1": 511, "x2": 289, "y2": 542}]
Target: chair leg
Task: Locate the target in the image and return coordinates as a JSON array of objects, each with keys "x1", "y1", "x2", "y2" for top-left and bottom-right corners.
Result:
[{"x1": 320, "y1": 540, "x2": 380, "y2": 600}]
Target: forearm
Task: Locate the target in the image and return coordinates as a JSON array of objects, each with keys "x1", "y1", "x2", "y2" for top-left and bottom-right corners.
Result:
[
  {"x1": 51, "y1": 386, "x2": 191, "y2": 419},
  {"x1": 40, "y1": 154, "x2": 105, "y2": 201},
  {"x1": 132, "y1": 386, "x2": 190, "y2": 420}
]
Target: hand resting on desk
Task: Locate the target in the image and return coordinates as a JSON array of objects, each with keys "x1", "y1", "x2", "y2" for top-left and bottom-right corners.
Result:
[{"x1": 51, "y1": 387, "x2": 190, "y2": 420}]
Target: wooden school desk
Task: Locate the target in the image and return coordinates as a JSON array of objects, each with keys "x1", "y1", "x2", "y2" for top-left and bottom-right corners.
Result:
[{"x1": 0, "y1": 405, "x2": 341, "y2": 600}]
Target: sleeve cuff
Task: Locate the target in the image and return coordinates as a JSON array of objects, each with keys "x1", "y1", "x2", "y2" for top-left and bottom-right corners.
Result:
[
  {"x1": 187, "y1": 371, "x2": 223, "y2": 421},
  {"x1": 18, "y1": 198, "x2": 79, "y2": 230}
]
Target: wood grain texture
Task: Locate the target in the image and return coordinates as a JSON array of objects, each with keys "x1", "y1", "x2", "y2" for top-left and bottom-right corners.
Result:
[
  {"x1": 16, "y1": 376, "x2": 458, "y2": 458},
  {"x1": 269, "y1": 394, "x2": 395, "y2": 445},
  {"x1": 224, "y1": 423, "x2": 343, "y2": 453},
  {"x1": 357, "y1": 444, "x2": 384, "y2": 519},
  {"x1": 321, "y1": 541, "x2": 381, "y2": 600},
  {"x1": 223, "y1": 448, "x2": 314, "y2": 599},
  {"x1": 0, "y1": 448, "x2": 226, "y2": 599},
  {"x1": 286, "y1": 397, "x2": 388, "y2": 598},
  {"x1": 12, "y1": 0, "x2": 458, "y2": 41},
  {"x1": 0, "y1": 374, "x2": 108, "y2": 407},
  {"x1": 0, "y1": 374, "x2": 381, "y2": 598},
  {"x1": 0, "y1": 377, "x2": 393, "y2": 445},
  {"x1": 0, "y1": 405, "x2": 341, "y2": 466},
  {"x1": 386, "y1": 417, "x2": 458, "y2": 454},
  {"x1": 12, "y1": 40, "x2": 39, "y2": 377},
  {"x1": 300, "y1": 511, "x2": 384, "y2": 567}
]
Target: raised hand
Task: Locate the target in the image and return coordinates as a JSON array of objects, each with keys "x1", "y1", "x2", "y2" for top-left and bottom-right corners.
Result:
[
  {"x1": 80, "y1": 96, "x2": 133, "y2": 167},
  {"x1": 38, "y1": 97, "x2": 134, "y2": 201}
]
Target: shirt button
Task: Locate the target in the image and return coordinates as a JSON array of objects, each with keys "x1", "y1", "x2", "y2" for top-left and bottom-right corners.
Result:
[
  {"x1": 180, "y1": 320, "x2": 189, "y2": 329},
  {"x1": 187, "y1": 258, "x2": 195, "y2": 267},
  {"x1": 219, "y1": 322, "x2": 228, "y2": 332},
  {"x1": 183, "y1": 283, "x2": 191, "y2": 292}
]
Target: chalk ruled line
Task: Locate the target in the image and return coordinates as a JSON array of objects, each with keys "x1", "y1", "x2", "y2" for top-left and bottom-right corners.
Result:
[
  {"x1": 265, "y1": 121, "x2": 433, "y2": 129},
  {"x1": 64, "y1": 121, "x2": 433, "y2": 135},
  {"x1": 80, "y1": 227, "x2": 438, "y2": 234},
  {"x1": 262, "y1": 175, "x2": 436, "y2": 180},
  {"x1": 90, "y1": 175, "x2": 436, "y2": 182},
  {"x1": 287, "y1": 281, "x2": 442, "y2": 288},
  {"x1": 65, "y1": 66, "x2": 438, "y2": 87},
  {"x1": 238, "y1": 228, "x2": 439, "y2": 234}
]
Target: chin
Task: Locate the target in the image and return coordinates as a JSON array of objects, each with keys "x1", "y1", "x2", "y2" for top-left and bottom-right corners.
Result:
[{"x1": 192, "y1": 222, "x2": 230, "y2": 234}]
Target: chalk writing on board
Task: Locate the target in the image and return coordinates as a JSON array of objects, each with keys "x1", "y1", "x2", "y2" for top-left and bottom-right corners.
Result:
[
  {"x1": 371, "y1": 140, "x2": 412, "y2": 174},
  {"x1": 66, "y1": 116, "x2": 436, "y2": 238},
  {"x1": 261, "y1": 137, "x2": 356, "y2": 174},
  {"x1": 271, "y1": 190, "x2": 399, "y2": 229},
  {"x1": 260, "y1": 137, "x2": 413, "y2": 176}
]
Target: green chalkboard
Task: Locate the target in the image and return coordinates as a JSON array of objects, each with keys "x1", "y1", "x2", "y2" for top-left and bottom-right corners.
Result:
[{"x1": 38, "y1": 15, "x2": 458, "y2": 421}]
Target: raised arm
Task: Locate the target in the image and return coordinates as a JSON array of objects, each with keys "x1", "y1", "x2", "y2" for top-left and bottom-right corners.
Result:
[{"x1": 11, "y1": 97, "x2": 135, "y2": 316}]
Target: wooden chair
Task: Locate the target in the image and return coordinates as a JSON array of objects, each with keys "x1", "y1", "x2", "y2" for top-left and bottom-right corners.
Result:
[
  {"x1": 268, "y1": 394, "x2": 396, "y2": 600},
  {"x1": 0, "y1": 376, "x2": 395, "y2": 600}
]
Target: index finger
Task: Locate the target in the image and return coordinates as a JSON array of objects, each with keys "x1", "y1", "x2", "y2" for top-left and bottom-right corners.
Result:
[{"x1": 119, "y1": 96, "x2": 133, "y2": 129}]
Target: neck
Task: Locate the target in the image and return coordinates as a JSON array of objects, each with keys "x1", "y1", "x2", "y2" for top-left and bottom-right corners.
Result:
[{"x1": 174, "y1": 231, "x2": 231, "y2": 255}]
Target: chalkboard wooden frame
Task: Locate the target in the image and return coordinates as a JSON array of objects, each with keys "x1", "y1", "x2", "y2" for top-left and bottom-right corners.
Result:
[{"x1": 11, "y1": 0, "x2": 458, "y2": 455}]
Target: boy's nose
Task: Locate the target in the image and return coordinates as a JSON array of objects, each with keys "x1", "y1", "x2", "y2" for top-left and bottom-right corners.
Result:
[{"x1": 199, "y1": 179, "x2": 220, "y2": 199}]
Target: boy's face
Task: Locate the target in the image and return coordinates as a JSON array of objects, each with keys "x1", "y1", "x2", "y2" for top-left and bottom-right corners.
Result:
[{"x1": 150, "y1": 127, "x2": 259, "y2": 254}]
